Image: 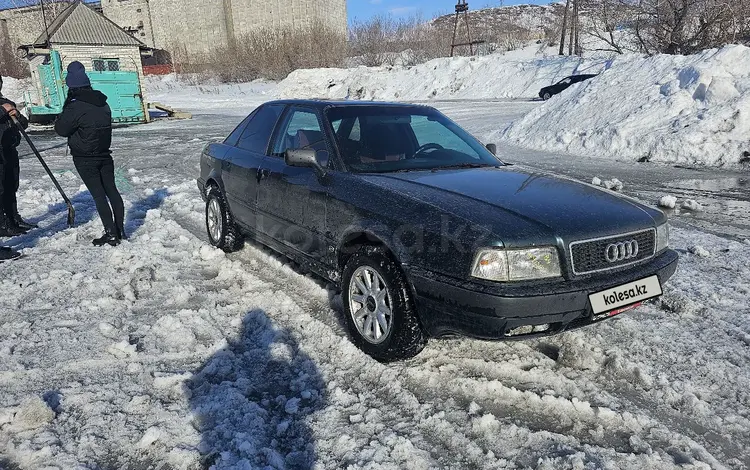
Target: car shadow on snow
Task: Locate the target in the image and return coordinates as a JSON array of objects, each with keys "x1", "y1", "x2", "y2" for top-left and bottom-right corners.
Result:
[{"x1": 187, "y1": 309, "x2": 327, "y2": 468}]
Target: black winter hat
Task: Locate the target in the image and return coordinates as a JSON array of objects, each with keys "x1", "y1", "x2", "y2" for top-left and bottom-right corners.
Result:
[{"x1": 66, "y1": 61, "x2": 91, "y2": 89}]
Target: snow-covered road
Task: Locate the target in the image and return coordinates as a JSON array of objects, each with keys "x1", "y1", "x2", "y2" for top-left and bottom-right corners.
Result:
[{"x1": 1, "y1": 102, "x2": 749, "y2": 469}]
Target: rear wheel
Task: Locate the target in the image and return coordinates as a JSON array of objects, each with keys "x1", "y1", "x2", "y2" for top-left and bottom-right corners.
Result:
[
  {"x1": 206, "y1": 186, "x2": 243, "y2": 252},
  {"x1": 542, "y1": 92, "x2": 552, "y2": 100},
  {"x1": 342, "y1": 246, "x2": 426, "y2": 362}
]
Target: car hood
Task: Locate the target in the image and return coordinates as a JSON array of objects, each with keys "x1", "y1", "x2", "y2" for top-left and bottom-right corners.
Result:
[{"x1": 361, "y1": 166, "x2": 661, "y2": 246}]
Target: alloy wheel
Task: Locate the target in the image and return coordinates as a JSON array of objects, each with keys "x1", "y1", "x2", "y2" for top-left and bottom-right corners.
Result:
[
  {"x1": 348, "y1": 265, "x2": 394, "y2": 344},
  {"x1": 207, "y1": 198, "x2": 223, "y2": 243}
]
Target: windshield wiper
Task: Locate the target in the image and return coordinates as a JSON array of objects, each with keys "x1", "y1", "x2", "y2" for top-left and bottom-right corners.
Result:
[{"x1": 430, "y1": 163, "x2": 497, "y2": 171}]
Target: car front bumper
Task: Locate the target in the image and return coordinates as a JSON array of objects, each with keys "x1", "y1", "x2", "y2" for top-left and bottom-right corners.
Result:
[{"x1": 407, "y1": 249, "x2": 679, "y2": 340}]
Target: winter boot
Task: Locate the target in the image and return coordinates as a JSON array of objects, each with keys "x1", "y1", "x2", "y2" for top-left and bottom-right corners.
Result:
[
  {"x1": 0, "y1": 246, "x2": 21, "y2": 262},
  {"x1": 0, "y1": 214, "x2": 27, "y2": 237},
  {"x1": 93, "y1": 231, "x2": 121, "y2": 247},
  {"x1": 116, "y1": 225, "x2": 127, "y2": 241},
  {"x1": 13, "y1": 214, "x2": 37, "y2": 230}
]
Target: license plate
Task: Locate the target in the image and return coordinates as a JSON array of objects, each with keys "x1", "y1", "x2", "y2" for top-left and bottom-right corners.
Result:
[{"x1": 589, "y1": 275, "x2": 662, "y2": 315}]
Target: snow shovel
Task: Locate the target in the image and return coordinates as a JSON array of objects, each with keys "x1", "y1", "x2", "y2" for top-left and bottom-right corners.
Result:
[{"x1": 12, "y1": 116, "x2": 76, "y2": 227}]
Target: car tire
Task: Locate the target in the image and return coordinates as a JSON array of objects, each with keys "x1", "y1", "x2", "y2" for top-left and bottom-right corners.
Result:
[
  {"x1": 542, "y1": 92, "x2": 552, "y2": 101},
  {"x1": 342, "y1": 246, "x2": 426, "y2": 362},
  {"x1": 205, "y1": 186, "x2": 243, "y2": 253}
]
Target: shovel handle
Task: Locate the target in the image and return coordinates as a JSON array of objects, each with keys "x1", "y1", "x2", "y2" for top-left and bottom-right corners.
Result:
[{"x1": 11, "y1": 115, "x2": 76, "y2": 227}]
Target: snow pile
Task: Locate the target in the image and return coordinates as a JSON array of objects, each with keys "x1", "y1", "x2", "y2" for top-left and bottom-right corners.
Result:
[
  {"x1": 592, "y1": 176, "x2": 624, "y2": 191},
  {"x1": 659, "y1": 195, "x2": 678, "y2": 209},
  {"x1": 143, "y1": 74, "x2": 275, "y2": 115},
  {"x1": 1, "y1": 76, "x2": 30, "y2": 105},
  {"x1": 501, "y1": 45, "x2": 750, "y2": 166},
  {"x1": 682, "y1": 199, "x2": 703, "y2": 211},
  {"x1": 688, "y1": 245, "x2": 711, "y2": 257},
  {"x1": 277, "y1": 50, "x2": 614, "y2": 101}
]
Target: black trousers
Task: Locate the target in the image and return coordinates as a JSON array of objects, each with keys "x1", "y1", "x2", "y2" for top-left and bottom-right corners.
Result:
[
  {"x1": 74, "y1": 157, "x2": 124, "y2": 235},
  {"x1": 1, "y1": 145, "x2": 20, "y2": 220}
]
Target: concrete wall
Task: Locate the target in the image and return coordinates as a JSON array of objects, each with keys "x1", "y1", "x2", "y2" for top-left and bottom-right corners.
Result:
[
  {"x1": 100, "y1": 0, "x2": 154, "y2": 47},
  {"x1": 228, "y1": 0, "x2": 348, "y2": 38},
  {"x1": 1, "y1": 0, "x2": 348, "y2": 61},
  {"x1": 0, "y1": 4, "x2": 48, "y2": 47},
  {"x1": 147, "y1": 0, "x2": 231, "y2": 55}
]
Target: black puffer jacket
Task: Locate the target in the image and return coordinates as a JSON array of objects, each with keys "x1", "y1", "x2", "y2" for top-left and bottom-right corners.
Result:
[
  {"x1": 0, "y1": 97, "x2": 28, "y2": 150},
  {"x1": 54, "y1": 88, "x2": 112, "y2": 158}
]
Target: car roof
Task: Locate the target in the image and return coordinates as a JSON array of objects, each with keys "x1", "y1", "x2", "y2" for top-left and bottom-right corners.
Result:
[{"x1": 262, "y1": 99, "x2": 435, "y2": 111}]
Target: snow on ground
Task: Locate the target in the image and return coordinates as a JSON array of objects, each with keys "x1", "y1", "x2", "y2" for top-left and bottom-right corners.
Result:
[
  {"x1": 1, "y1": 80, "x2": 749, "y2": 469},
  {"x1": 277, "y1": 48, "x2": 613, "y2": 102},
  {"x1": 501, "y1": 45, "x2": 750, "y2": 167}
]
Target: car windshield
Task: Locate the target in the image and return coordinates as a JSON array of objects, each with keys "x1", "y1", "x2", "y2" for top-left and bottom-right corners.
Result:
[{"x1": 327, "y1": 106, "x2": 503, "y2": 173}]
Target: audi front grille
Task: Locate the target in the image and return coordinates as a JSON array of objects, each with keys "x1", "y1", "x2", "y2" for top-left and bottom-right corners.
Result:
[{"x1": 569, "y1": 229, "x2": 656, "y2": 275}]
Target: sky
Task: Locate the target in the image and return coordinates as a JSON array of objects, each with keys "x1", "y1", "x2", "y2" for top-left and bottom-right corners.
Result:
[{"x1": 346, "y1": 0, "x2": 551, "y2": 22}]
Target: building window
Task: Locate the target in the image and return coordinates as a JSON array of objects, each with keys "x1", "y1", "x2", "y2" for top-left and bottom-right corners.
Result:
[{"x1": 93, "y1": 59, "x2": 120, "y2": 72}]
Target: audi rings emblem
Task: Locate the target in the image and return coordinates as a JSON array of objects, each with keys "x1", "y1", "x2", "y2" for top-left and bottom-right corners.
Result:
[{"x1": 605, "y1": 240, "x2": 639, "y2": 263}]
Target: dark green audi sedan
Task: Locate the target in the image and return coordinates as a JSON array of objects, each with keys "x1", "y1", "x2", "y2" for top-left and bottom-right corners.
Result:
[{"x1": 198, "y1": 100, "x2": 678, "y2": 361}]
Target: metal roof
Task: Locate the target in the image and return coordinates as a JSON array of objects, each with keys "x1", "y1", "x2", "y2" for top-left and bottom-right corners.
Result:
[{"x1": 30, "y1": 1, "x2": 145, "y2": 48}]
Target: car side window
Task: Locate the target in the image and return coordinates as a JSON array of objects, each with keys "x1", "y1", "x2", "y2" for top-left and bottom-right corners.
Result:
[
  {"x1": 272, "y1": 108, "x2": 326, "y2": 157},
  {"x1": 224, "y1": 113, "x2": 254, "y2": 147},
  {"x1": 561, "y1": 78, "x2": 572, "y2": 85},
  {"x1": 236, "y1": 104, "x2": 284, "y2": 154}
]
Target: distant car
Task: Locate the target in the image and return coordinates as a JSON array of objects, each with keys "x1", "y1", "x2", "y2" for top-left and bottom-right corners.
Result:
[
  {"x1": 539, "y1": 74, "x2": 597, "y2": 100},
  {"x1": 198, "y1": 100, "x2": 678, "y2": 362}
]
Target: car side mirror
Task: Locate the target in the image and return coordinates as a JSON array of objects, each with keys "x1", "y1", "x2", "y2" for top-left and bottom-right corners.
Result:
[
  {"x1": 486, "y1": 143, "x2": 497, "y2": 155},
  {"x1": 285, "y1": 148, "x2": 327, "y2": 176}
]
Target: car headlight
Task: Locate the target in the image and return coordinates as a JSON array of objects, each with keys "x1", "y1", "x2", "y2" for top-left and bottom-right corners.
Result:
[
  {"x1": 656, "y1": 223, "x2": 669, "y2": 253},
  {"x1": 472, "y1": 247, "x2": 562, "y2": 282}
]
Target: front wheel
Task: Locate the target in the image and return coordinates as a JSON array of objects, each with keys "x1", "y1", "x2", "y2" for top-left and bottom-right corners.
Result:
[
  {"x1": 342, "y1": 246, "x2": 426, "y2": 362},
  {"x1": 205, "y1": 186, "x2": 243, "y2": 252}
]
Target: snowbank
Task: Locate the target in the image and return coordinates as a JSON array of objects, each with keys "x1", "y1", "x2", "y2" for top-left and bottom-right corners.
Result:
[
  {"x1": 1, "y1": 76, "x2": 30, "y2": 104},
  {"x1": 277, "y1": 50, "x2": 613, "y2": 101},
  {"x1": 143, "y1": 74, "x2": 275, "y2": 115},
  {"x1": 501, "y1": 45, "x2": 750, "y2": 166}
]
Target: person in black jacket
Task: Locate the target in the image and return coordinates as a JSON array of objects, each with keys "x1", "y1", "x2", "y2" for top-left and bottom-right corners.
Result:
[
  {"x1": 0, "y1": 76, "x2": 35, "y2": 237},
  {"x1": 0, "y1": 76, "x2": 23, "y2": 261},
  {"x1": 55, "y1": 62, "x2": 125, "y2": 247}
]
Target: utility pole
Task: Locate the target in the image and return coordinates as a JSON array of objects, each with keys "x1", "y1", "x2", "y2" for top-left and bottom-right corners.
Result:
[
  {"x1": 450, "y1": 1, "x2": 484, "y2": 57},
  {"x1": 573, "y1": 0, "x2": 580, "y2": 55},
  {"x1": 40, "y1": 0, "x2": 50, "y2": 44},
  {"x1": 568, "y1": 0, "x2": 575, "y2": 55},
  {"x1": 559, "y1": 0, "x2": 570, "y2": 55},
  {"x1": 559, "y1": 0, "x2": 581, "y2": 56}
]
